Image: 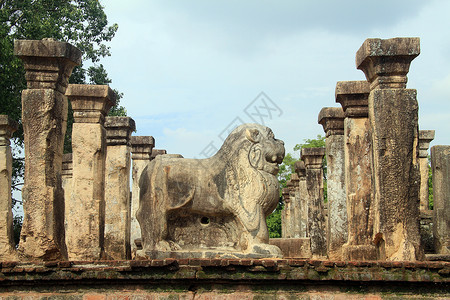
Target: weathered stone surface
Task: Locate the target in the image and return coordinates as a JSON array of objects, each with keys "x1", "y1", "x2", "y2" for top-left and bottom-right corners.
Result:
[
  {"x1": 356, "y1": 37, "x2": 420, "y2": 90},
  {"x1": 418, "y1": 130, "x2": 435, "y2": 211},
  {"x1": 150, "y1": 148, "x2": 167, "y2": 160},
  {"x1": 294, "y1": 161, "x2": 309, "y2": 238},
  {"x1": 282, "y1": 174, "x2": 302, "y2": 239},
  {"x1": 130, "y1": 136, "x2": 155, "y2": 258},
  {"x1": 269, "y1": 238, "x2": 312, "y2": 258},
  {"x1": 369, "y1": 89, "x2": 422, "y2": 261},
  {"x1": 137, "y1": 124, "x2": 285, "y2": 259},
  {"x1": 0, "y1": 116, "x2": 18, "y2": 260},
  {"x1": 431, "y1": 145, "x2": 450, "y2": 254},
  {"x1": 318, "y1": 107, "x2": 347, "y2": 260},
  {"x1": 15, "y1": 39, "x2": 81, "y2": 261},
  {"x1": 61, "y1": 153, "x2": 72, "y2": 233},
  {"x1": 65, "y1": 84, "x2": 115, "y2": 260},
  {"x1": 104, "y1": 116, "x2": 135, "y2": 260},
  {"x1": 358, "y1": 37, "x2": 423, "y2": 261},
  {"x1": 336, "y1": 80, "x2": 377, "y2": 261},
  {"x1": 301, "y1": 147, "x2": 326, "y2": 258},
  {"x1": 14, "y1": 39, "x2": 82, "y2": 93}
]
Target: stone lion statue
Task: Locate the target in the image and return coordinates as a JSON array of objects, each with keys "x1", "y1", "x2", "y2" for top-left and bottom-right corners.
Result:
[{"x1": 136, "y1": 123, "x2": 285, "y2": 258}]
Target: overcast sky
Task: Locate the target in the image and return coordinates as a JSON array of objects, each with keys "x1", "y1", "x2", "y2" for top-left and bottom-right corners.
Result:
[{"x1": 101, "y1": 0, "x2": 450, "y2": 159}]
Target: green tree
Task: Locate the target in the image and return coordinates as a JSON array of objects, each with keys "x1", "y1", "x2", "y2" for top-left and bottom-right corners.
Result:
[{"x1": 0, "y1": 0, "x2": 126, "y2": 243}]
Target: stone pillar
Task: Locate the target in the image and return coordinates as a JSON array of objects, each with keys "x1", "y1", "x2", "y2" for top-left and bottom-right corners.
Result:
[
  {"x1": 336, "y1": 80, "x2": 377, "y2": 261},
  {"x1": 14, "y1": 39, "x2": 81, "y2": 260},
  {"x1": 65, "y1": 84, "x2": 115, "y2": 260},
  {"x1": 62, "y1": 153, "x2": 73, "y2": 232},
  {"x1": 0, "y1": 115, "x2": 18, "y2": 260},
  {"x1": 418, "y1": 130, "x2": 435, "y2": 211},
  {"x1": 356, "y1": 37, "x2": 423, "y2": 261},
  {"x1": 281, "y1": 187, "x2": 292, "y2": 238},
  {"x1": 289, "y1": 173, "x2": 301, "y2": 238},
  {"x1": 431, "y1": 145, "x2": 450, "y2": 254},
  {"x1": 130, "y1": 136, "x2": 154, "y2": 257},
  {"x1": 104, "y1": 116, "x2": 135, "y2": 260},
  {"x1": 294, "y1": 161, "x2": 308, "y2": 238},
  {"x1": 301, "y1": 147, "x2": 326, "y2": 258},
  {"x1": 318, "y1": 107, "x2": 347, "y2": 260}
]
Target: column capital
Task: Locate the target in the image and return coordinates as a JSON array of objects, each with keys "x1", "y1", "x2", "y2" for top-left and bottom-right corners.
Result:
[
  {"x1": 356, "y1": 37, "x2": 420, "y2": 90},
  {"x1": 318, "y1": 107, "x2": 344, "y2": 137},
  {"x1": 335, "y1": 81, "x2": 370, "y2": 117},
  {"x1": 418, "y1": 130, "x2": 435, "y2": 158},
  {"x1": 66, "y1": 84, "x2": 116, "y2": 124},
  {"x1": 14, "y1": 39, "x2": 82, "y2": 93},
  {"x1": 294, "y1": 160, "x2": 306, "y2": 178},
  {"x1": 301, "y1": 147, "x2": 325, "y2": 169},
  {"x1": 151, "y1": 149, "x2": 167, "y2": 160},
  {"x1": 105, "y1": 116, "x2": 136, "y2": 146},
  {"x1": 0, "y1": 115, "x2": 18, "y2": 146},
  {"x1": 290, "y1": 173, "x2": 300, "y2": 185},
  {"x1": 62, "y1": 153, "x2": 73, "y2": 177},
  {"x1": 131, "y1": 136, "x2": 155, "y2": 160}
]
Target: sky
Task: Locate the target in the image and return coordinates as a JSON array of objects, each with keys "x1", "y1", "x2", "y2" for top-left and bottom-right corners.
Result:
[{"x1": 100, "y1": 0, "x2": 450, "y2": 159}]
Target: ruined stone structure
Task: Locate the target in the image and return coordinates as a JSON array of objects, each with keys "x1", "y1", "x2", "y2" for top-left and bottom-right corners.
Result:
[
  {"x1": 301, "y1": 147, "x2": 327, "y2": 258},
  {"x1": 318, "y1": 107, "x2": 347, "y2": 260},
  {"x1": 418, "y1": 130, "x2": 435, "y2": 211},
  {"x1": 130, "y1": 136, "x2": 155, "y2": 257},
  {"x1": 336, "y1": 80, "x2": 377, "y2": 261},
  {"x1": 0, "y1": 116, "x2": 18, "y2": 260},
  {"x1": 14, "y1": 39, "x2": 81, "y2": 260},
  {"x1": 356, "y1": 37, "x2": 423, "y2": 261},
  {"x1": 431, "y1": 145, "x2": 450, "y2": 254},
  {"x1": 104, "y1": 116, "x2": 136, "y2": 260},
  {"x1": 1, "y1": 37, "x2": 449, "y2": 297},
  {"x1": 137, "y1": 124, "x2": 285, "y2": 259},
  {"x1": 65, "y1": 84, "x2": 115, "y2": 260}
]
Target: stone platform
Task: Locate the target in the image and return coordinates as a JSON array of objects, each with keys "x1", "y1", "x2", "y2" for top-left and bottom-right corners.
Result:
[{"x1": 0, "y1": 259, "x2": 448, "y2": 299}]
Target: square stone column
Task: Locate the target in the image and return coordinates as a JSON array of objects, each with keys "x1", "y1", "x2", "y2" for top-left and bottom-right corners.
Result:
[
  {"x1": 336, "y1": 80, "x2": 377, "y2": 261},
  {"x1": 281, "y1": 187, "x2": 292, "y2": 238},
  {"x1": 65, "y1": 84, "x2": 115, "y2": 260},
  {"x1": 0, "y1": 115, "x2": 18, "y2": 260},
  {"x1": 301, "y1": 147, "x2": 326, "y2": 258},
  {"x1": 318, "y1": 107, "x2": 347, "y2": 260},
  {"x1": 104, "y1": 116, "x2": 135, "y2": 260},
  {"x1": 62, "y1": 153, "x2": 73, "y2": 232},
  {"x1": 14, "y1": 39, "x2": 81, "y2": 260},
  {"x1": 294, "y1": 161, "x2": 309, "y2": 238},
  {"x1": 431, "y1": 145, "x2": 450, "y2": 254},
  {"x1": 357, "y1": 37, "x2": 423, "y2": 261},
  {"x1": 130, "y1": 136, "x2": 154, "y2": 257},
  {"x1": 289, "y1": 173, "x2": 302, "y2": 238},
  {"x1": 418, "y1": 130, "x2": 435, "y2": 211}
]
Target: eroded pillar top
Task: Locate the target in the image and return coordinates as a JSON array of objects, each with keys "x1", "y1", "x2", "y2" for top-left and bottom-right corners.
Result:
[
  {"x1": 14, "y1": 39, "x2": 82, "y2": 93},
  {"x1": 418, "y1": 130, "x2": 435, "y2": 158},
  {"x1": 318, "y1": 107, "x2": 345, "y2": 137},
  {"x1": 294, "y1": 161, "x2": 306, "y2": 178},
  {"x1": 66, "y1": 84, "x2": 116, "y2": 124},
  {"x1": 151, "y1": 149, "x2": 167, "y2": 160},
  {"x1": 335, "y1": 81, "x2": 370, "y2": 117},
  {"x1": 356, "y1": 37, "x2": 420, "y2": 90},
  {"x1": 0, "y1": 115, "x2": 18, "y2": 146},
  {"x1": 290, "y1": 173, "x2": 300, "y2": 185},
  {"x1": 131, "y1": 136, "x2": 155, "y2": 160},
  {"x1": 105, "y1": 116, "x2": 136, "y2": 146},
  {"x1": 301, "y1": 147, "x2": 325, "y2": 169}
]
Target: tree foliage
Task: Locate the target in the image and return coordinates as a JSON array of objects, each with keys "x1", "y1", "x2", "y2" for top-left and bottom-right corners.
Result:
[{"x1": 0, "y1": 0, "x2": 125, "y2": 242}]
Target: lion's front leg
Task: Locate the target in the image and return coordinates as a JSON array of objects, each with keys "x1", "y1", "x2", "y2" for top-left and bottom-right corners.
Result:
[{"x1": 237, "y1": 204, "x2": 282, "y2": 257}]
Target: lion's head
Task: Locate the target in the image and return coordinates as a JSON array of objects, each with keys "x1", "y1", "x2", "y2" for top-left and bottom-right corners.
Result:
[{"x1": 218, "y1": 123, "x2": 285, "y2": 176}]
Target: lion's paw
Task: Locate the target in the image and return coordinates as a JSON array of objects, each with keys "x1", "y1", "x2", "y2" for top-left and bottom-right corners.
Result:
[{"x1": 251, "y1": 243, "x2": 283, "y2": 258}]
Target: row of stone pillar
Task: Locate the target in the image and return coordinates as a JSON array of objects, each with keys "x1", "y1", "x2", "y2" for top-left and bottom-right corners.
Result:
[
  {"x1": 0, "y1": 39, "x2": 165, "y2": 261},
  {"x1": 316, "y1": 37, "x2": 449, "y2": 260}
]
